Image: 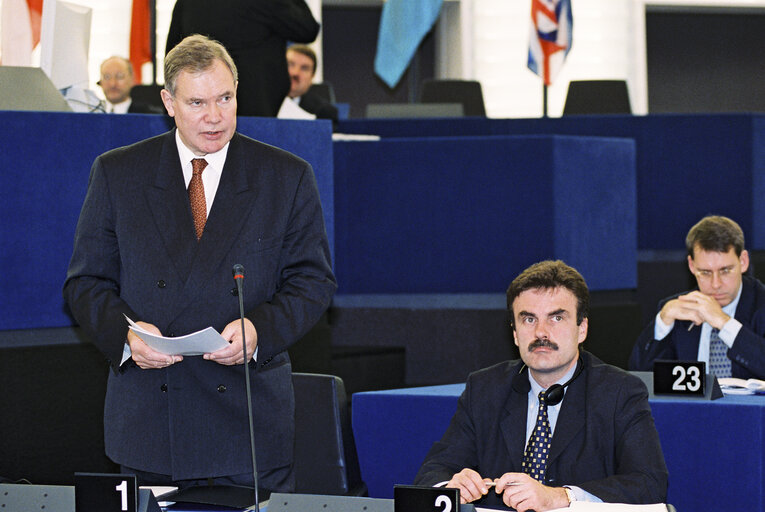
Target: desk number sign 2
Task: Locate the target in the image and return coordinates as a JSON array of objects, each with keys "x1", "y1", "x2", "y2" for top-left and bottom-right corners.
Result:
[{"x1": 395, "y1": 485, "x2": 474, "y2": 512}]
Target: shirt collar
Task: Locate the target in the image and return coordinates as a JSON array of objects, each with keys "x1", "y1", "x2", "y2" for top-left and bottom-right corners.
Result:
[
  {"x1": 106, "y1": 98, "x2": 132, "y2": 114},
  {"x1": 174, "y1": 130, "x2": 230, "y2": 172},
  {"x1": 528, "y1": 358, "x2": 579, "y2": 398}
]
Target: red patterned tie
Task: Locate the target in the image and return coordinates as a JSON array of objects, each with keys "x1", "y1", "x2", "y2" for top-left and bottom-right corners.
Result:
[{"x1": 189, "y1": 158, "x2": 208, "y2": 240}]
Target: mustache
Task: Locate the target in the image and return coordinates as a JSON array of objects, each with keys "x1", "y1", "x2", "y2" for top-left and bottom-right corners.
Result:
[{"x1": 528, "y1": 338, "x2": 559, "y2": 351}]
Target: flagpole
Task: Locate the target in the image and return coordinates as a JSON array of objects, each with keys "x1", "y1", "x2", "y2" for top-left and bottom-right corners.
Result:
[
  {"x1": 408, "y1": 49, "x2": 420, "y2": 104},
  {"x1": 543, "y1": 84, "x2": 548, "y2": 118},
  {"x1": 150, "y1": 0, "x2": 157, "y2": 85}
]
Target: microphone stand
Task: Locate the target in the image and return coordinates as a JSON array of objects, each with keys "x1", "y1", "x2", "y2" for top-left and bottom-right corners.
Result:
[
  {"x1": 166, "y1": 264, "x2": 259, "y2": 510},
  {"x1": 235, "y1": 264, "x2": 260, "y2": 510}
]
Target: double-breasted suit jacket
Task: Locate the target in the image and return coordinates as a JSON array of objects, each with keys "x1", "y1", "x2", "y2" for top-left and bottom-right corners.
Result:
[{"x1": 64, "y1": 130, "x2": 336, "y2": 482}]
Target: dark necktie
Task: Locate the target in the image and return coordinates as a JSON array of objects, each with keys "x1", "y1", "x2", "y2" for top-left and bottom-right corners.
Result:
[
  {"x1": 522, "y1": 390, "x2": 552, "y2": 482},
  {"x1": 709, "y1": 328, "x2": 732, "y2": 378},
  {"x1": 189, "y1": 158, "x2": 208, "y2": 240}
]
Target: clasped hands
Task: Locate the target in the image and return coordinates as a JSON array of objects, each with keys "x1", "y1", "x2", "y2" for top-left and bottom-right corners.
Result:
[
  {"x1": 446, "y1": 468, "x2": 569, "y2": 511},
  {"x1": 659, "y1": 290, "x2": 730, "y2": 331},
  {"x1": 127, "y1": 318, "x2": 258, "y2": 369}
]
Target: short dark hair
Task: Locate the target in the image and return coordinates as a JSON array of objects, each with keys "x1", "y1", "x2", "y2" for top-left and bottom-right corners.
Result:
[
  {"x1": 685, "y1": 215, "x2": 745, "y2": 258},
  {"x1": 286, "y1": 44, "x2": 317, "y2": 75},
  {"x1": 164, "y1": 34, "x2": 238, "y2": 96},
  {"x1": 506, "y1": 260, "x2": 590, "y2": 327}
]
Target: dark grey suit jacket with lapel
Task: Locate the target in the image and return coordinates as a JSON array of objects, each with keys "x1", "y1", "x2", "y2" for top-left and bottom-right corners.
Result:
[
  {"x1": 414, "y1": 351, "x2": 668, "y2": 508},
  {"x1": 629, "y1": 274, "x2": 765, "y2": 379},
  {"x1": 64, "y1": 130, "x2": 336, "y2": 483}
]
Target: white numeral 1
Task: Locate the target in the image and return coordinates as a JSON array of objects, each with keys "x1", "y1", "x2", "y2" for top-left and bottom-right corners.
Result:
[{"x1": 115, "y1": 480, "x2": 128, "y2": 511}]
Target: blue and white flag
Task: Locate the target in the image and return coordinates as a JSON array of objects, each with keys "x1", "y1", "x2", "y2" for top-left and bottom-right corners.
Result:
[
  {"x1": 527, "y1": 0, "x2": 573, "y2": 86},
  {"x1": 374, "y1": 0, "x2": 444, "y2": 89}
]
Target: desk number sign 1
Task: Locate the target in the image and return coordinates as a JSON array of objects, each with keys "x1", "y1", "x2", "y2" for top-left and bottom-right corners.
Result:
[
  {"x1": 653, "y1": 360, "x2": 706, "y2": 396},
  {"x1": 395, "y1": 485, "x2": 473, "y2": 512},
  {"x1": 75, "y1": 473, "x2": 138, "y2": 512}
]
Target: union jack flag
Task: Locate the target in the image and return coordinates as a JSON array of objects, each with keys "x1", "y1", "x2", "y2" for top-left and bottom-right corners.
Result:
[{"x1": 527, "y1": 0, "x2": 573, "y2": 86}]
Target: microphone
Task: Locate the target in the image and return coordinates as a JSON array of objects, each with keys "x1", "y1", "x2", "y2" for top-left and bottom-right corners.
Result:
[
  {"x1": 233, "y1": 264, "x2": 245, "y2": 283},
  {"x1": 232, "y1": 264, "x2": 259, "y2": 510}
]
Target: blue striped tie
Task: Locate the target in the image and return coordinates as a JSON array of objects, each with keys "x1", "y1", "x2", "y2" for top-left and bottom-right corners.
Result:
[{"x1": 709, "y1": 328, "x2": 732, "y2": 378}]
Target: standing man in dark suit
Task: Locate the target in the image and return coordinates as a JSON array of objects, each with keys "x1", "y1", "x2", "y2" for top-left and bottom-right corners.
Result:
[
  {"x1": 98, "y1": 56, "x2": 163, "y2": 114},
  {"x1": 414, "y1": 261, "x2": 667, "y2": 511},
  {"x1": 280, "y1": 44, "x2": 338, "y2": 122},
  {"x1": 165, "y1": 0, "x2": 319, "y2": 117},
  {"x1": 630, "y1": 215, "x2": 765, "y2": 379},
  {"x1": 64, "y1": 35, "x2": 336, "y2": 496}
]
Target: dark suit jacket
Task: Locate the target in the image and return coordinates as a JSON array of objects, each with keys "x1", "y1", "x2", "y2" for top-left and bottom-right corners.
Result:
[
  {"x1": 166, "y1": 0, "x2": 319, "y2": 117},
  {"x1": 63, "y1": 130, "x2": 336, "y2": 483},
  {"x1": 414, "y1": 351, "x2": 668, "y2": 509},
  {"x1": 298, "y1": 91, "x2": 339, "y2": 123},
  {"x1": 629, "y1": 275, "x2": 765, "y2": 379}
]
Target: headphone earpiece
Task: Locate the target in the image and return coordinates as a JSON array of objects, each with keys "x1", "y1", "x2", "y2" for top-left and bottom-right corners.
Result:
[{"x1": 542, "y1": 357, "x2": 584, "y2": 406}]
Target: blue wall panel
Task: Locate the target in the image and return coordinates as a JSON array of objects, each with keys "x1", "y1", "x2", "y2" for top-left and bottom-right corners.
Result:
[
  {"x1": 338, "y1": 114, "x2": 765, "y2": 251},
  {"x1": 334, "y1": 135, "x2": 636, "y2": 294}
]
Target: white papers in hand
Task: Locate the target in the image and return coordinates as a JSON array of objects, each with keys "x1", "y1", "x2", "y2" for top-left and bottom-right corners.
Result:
[{"x1": 125, "y1": 315, "x2": 229, "y2": 356}]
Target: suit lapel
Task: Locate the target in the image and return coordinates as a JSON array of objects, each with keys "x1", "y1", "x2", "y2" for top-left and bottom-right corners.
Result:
[
  {"x1": 181, "y1": 134, "x2": 259, "y2": 300},
  {"x1": 145, "y1": 131, "x2": 199, "y2": 283},
  {"x1": 735, "y1": 277, "x2": 754, "y2": 323},
  {"x1": 548, "y1": 365, "x2": 585, "y2": 465},
  {"x1": 144, "y1": 132, "x2": 260, "y2": 327},
  {"x1": 500, "y1": 368, "x2": 531, "y2": 472}
]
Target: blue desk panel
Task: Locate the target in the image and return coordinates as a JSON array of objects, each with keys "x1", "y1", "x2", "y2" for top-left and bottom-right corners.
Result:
[
  {"x1": 334, "y1": 135, "x2": 636, "y2": 294},
  {"x1": 0, "y1": 112, "x2": 333, "y2": 330},
  {"x1": 352, "y1": 384, "x2": 765, "y2": 511},
  {"x1": 338, "y1": 114, "x2": 765, "y2": 251}
]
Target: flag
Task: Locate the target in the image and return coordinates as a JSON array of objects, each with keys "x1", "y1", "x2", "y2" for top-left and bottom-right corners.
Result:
[
  {"x1": 1, "y1": 0, "x2": 42, "y2": 66},
  {"x1": 527, "y1": 0, "x2": 573, "y2": 86},
  {"x1": 374, "y1": 0, "x2": 443, "y2": 89},
  {"x1": 129, "y1": 0, "x2": 152, "y2": 84}
]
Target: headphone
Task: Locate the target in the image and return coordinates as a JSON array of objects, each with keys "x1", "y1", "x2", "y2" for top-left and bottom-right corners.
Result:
[{"x1": 521, "y1": 356, "x2": 584, "y2": 406}]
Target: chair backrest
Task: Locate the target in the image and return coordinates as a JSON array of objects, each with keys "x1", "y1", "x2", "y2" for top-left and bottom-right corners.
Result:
[
  {"x1": 308, "y1": 82, "x2": 336, "y2": 104},
  {"x1": 419, "y1": 79, "x2": 486, "y2": 117},
  {"x1": 365, "y1": 103, "x2": 463, "y2": 119},
  {"x1": 563, "y1": 80, "x2": 632, "y2": 115},
  {"x1": 130, "y1": 84, "x2": 165, "y2": 110},
  {"x1": 292, "y1": 373, "x2": 366, "y2": 496}
]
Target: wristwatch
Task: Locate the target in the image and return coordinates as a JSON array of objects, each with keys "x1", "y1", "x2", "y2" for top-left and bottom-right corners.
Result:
[{"x1": 563, "y1": 486, "x2": 576, "y2": 505}]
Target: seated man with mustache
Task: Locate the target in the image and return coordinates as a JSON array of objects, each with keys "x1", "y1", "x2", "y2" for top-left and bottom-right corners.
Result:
[{"x1": 414, "y1": 260, "x2": 668, "y2": 511}]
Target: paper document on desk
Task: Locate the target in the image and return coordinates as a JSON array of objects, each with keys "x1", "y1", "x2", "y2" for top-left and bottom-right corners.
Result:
[
  {"x1": 542, "y1": 503, "x2": 670, "y2": 512},
  {"x1": 125, "y1": 315, "x2": 229, "y2": 356},
  {"x1": 718, "y1": 377, "x2": 765, "y2": 395}
]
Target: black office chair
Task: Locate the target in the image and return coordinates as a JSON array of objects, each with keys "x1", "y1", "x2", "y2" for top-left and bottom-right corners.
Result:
[
  {"x1": 130, "y1": 84, "x2": 165, "y2": 111},
  {"x1": 307, "y1": 82, "x2": 336, "y2": 104},
  {"x1": 292, "y1": 373, "x2": 367, "y2": 496},
  {"x1": 419, "y1": 79, "x2": 486, "y2": 117},
  {"x1": 562, "y1": 80, "x2": 632, "y2": 115}
]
